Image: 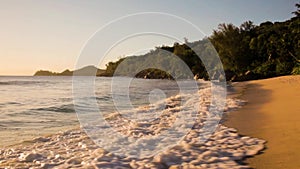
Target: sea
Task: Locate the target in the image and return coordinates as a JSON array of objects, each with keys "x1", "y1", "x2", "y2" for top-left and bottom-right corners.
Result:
[{"x1": 0, "y1": 76, "x2": 206, "y2": 147}]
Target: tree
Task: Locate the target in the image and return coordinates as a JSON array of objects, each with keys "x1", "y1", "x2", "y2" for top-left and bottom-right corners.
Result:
[
  {"x1": 210, "y1": 23, "x2": 252, "y2": 74},
  {"x1": 292, "y1": 3, "x2": 300, "y2": 17}
]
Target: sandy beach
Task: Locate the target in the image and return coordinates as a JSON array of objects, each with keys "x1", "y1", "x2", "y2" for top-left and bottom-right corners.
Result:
[
  {"x1": 225, "y1": 75, "x2": 300, "y2": 169},
  {"x1": 1, "y1": 75, "x2": 299, "y2": 168}
]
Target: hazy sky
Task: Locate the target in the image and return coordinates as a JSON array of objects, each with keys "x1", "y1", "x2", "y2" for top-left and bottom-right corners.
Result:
[{"x1": 0, "y1": 0, "x2": 298, "y2": 75}]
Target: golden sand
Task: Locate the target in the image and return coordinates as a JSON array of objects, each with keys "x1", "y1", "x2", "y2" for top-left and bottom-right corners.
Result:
[{"x1": 225, "y1": 75, "x2": 300, "y2": 169}]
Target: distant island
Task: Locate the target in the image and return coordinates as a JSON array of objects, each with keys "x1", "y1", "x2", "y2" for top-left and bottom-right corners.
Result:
[
  {"x1": 34, "y1": 65, "x2": 174, "y2": 79},
  {"x1": 34, "y1": 66, "x2": 105, "y2": 76}
]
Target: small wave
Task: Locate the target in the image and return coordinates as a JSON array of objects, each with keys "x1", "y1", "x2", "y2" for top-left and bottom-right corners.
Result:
[
  {"x1": 33, "y1": 104, "x2": 75, "y2": 113},
  {"x1": 0, "y1": 81, "x2": 49, "y2": 86},
  {"x1": 0, "y1": 82, "x2": 10, "y2": 85},
  {"x1": 57, "y1": 97, "x2": 73, "y2": 102},
  {"x1": 95, "y1": 96, "x2": 111, "y2": 101},
  {"x1": 0, "y1": 102, "x2": 22, "y2": 108},
  {"x1": 7, "y1": 102, "x2": 22, "y2": 105}
]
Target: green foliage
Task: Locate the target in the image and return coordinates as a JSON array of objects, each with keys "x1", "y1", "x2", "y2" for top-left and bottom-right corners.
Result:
[
  {"x1": 275, "y1": 61, "x2": 294, "y2": 75},
  {"x1": 99, "y1": 3, "x2": 300, "y2": 81},
  {"x1": 292, "y1": 3, "x2": 300, "y2": 17},
  {"x1": 209, "y1": 14, "x2": 299, "y2": 80},
  {"x1": 292, "y1": 64, "x2": 300, "y2": 75},
  {"x1": 101, "y1": 40, "x2": 212, "y2": 79},
  {"x1": 253, "y1": 61, "x2": 276, "y2": 77}
]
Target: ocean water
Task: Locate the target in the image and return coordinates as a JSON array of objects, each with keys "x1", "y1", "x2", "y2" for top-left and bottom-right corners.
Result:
[{"x1": 0, "y1": 76, "x2": 205, "y2": 146}]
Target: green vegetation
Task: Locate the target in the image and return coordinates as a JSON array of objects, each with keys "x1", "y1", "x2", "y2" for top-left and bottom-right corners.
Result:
[
  {"x1": 35, "y1": 4, "x2": 299, "y2": 81},
  {"x1": 101, "y1": 3, "x2": 300, "y2": 81},
  {"x1": 99, "y1": 40, "x2": 218, "y2": 80}
]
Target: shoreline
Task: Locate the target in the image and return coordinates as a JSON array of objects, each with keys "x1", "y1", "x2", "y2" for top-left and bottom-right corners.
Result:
[
  {"x1": 224, "y1": 75, "x2": 300, "y2": 169},
  {"x1": 0, "y1": 86, "x2": 266, "y2": 168}
]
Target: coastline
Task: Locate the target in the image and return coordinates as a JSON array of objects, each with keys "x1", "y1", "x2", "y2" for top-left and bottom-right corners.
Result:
[
  {"x1": 0, "y1": 86, "x2": 266, "y2": 168},
  {"x1": 224, "y1": 75, "x2": 300, "y2": 169}
]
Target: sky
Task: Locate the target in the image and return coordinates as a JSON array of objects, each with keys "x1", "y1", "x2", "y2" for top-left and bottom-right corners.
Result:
[{"x1": 0, "y1": 0, "x2": 298, "y2": 75}]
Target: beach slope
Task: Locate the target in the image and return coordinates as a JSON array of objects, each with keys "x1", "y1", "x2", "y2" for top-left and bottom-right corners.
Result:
[{"x1": 225, "y1": 75, "x2": 300, "y2": 169}]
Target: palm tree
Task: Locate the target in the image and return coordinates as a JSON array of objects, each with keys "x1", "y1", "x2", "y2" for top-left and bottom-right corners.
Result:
[{"x1": 292, "y1": 3, "x2": 300, "y2": 17}]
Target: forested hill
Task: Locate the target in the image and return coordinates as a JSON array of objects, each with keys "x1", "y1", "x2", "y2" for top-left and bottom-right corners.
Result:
[{"x1": 101, "y1": 4, "x2": 300, "y2": 81}]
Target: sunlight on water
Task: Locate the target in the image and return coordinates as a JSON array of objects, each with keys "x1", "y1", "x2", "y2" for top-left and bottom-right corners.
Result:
[{"x1": 0, "y1": 76, "x2": 205, "y2": 146}]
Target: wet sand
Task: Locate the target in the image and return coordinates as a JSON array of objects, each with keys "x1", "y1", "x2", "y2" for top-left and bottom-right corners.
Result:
[{"x1": 225, "y1": 75, "x2": 300, "y2": 169}]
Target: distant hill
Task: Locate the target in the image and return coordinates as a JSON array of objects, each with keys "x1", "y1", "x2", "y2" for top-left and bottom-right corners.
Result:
[{"x1": 34, "y1": 66, "x2": 105, "y2": 76}]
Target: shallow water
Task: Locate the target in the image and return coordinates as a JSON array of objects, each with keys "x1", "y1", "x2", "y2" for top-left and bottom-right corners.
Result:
[{"x1": 0, "y1": 76, "x2": 205, "y2": 146}]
